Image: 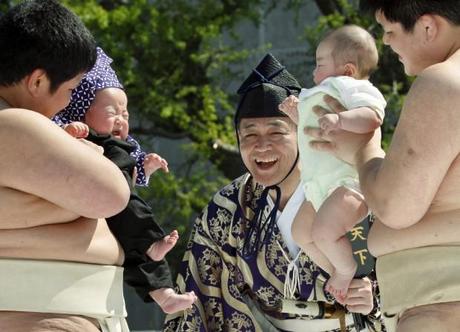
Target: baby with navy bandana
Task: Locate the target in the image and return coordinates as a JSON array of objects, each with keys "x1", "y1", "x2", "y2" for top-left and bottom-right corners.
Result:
[
  {"x1": 54, "y1": 47, "x2": 158, "y2": 187},
  {"x1": 53, "y1": 47, "x2": 196, "y2": 313}
]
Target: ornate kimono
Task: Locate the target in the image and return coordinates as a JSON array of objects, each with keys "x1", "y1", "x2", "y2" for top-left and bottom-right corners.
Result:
[{"x1": 164, "y1": 174, "x2": 384, "y2": 332}]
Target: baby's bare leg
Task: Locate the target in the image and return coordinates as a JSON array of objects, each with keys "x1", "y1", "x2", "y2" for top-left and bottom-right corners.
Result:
[
  {"x1": 291, "y1": 200, "x2": 334, "y2": 273},
  {"x1": 149, "y1": 288, "x2": 197, "y2": 314},
  {"x1": 312, "y1": 186, "x2": 368, "y2": 302},
  {"x1": 146, "y1": 230, "x2": 179, "y2": 261}
]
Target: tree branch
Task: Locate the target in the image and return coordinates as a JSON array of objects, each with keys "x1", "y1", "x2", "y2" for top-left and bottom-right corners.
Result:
[
  {"x1": 313, "y1": 0, "x2": 341, "y2": 15},
  {"x1": 209, "y1": 139, "x2": 246, "y2": 179},
  {"x1": 130, "y1": 126, "x2": 189, "y2": 140}
]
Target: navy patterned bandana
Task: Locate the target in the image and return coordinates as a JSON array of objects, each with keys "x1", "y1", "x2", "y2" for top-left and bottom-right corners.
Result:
[{"x1": 53, "y1": 47, "x2": 123, "y2": 125}]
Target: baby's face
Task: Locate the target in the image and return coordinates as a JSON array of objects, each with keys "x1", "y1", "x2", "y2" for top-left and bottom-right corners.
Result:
[
  {"x1": 85, "y1": 88, "x2": 129, "y2": 140},
  {"x1": 313, "y1": 41, "x2": 344, "y2": 85}
]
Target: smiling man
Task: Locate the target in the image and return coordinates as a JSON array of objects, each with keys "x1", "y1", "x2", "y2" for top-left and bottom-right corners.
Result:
[{"x1": 164, "y1": 54, "x2": 384, "y2": 331}]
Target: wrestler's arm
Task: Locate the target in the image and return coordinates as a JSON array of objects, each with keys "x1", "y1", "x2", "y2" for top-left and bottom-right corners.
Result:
[
  {"x1": 0, "y1": 109, "x2": 130, "y2": 220},
  {"x1": 357, "y1": 67, "x2": 460, "y2": 229}
]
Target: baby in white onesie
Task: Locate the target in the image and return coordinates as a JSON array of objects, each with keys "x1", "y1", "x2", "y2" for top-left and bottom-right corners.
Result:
[{"x1": 279, "y1": 25, "x2": 386, "y2": 303}]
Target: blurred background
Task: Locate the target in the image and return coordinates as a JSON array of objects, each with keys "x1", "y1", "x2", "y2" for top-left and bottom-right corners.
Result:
[{"x1": 0, "y1": 0, "x2": 411, "y2": 330}]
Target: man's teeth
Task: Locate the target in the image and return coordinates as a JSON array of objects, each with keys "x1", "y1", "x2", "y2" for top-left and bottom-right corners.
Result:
[{"x1": 255, "y1": 157, "x2": 277, "y2": 163}]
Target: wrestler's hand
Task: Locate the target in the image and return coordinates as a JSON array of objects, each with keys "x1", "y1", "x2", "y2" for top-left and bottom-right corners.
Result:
[
  {"x1": 343, "y1": 277, "x2": 373, "y2": 315},
  {"x1": 318, "y1": 113, "x2": 340, "y2": 134},
  {"x1": 278, "y1": 95, "x2": 299, "y2": 124},
  {"x1": 304, "y1": 95, "x2": 381, "y2": 166}
]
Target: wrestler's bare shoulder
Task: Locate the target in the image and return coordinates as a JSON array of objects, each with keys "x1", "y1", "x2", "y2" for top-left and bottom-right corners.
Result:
[
  {"x1": 414, "y1": 55, "x2": 460, "y2": 97},
  {"x1": 0, "y1": 107, "x2": 49, "y2": 128},
  {"x1": 445, "y1": 48, "x2": 460, "y2": 70},
  {"x1": 0, "y1": 312, "x2": 100, "y2": 332}
]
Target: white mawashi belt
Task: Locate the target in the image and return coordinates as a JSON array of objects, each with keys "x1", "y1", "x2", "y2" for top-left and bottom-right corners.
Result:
[{"x1": 0, "y1": 258, "x2": 129, "y2": 332}]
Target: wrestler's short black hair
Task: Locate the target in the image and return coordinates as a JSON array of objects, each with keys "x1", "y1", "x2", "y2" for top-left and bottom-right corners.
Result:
[
  {"x1": 0, "y1": 0, "x2": 97, "y2": 93},
  {"x1": 364, "y1": 0, "x2": 460, "y2": 32}
]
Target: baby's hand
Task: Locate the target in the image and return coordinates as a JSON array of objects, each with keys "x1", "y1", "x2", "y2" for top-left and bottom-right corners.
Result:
[
  {"x1": 278, "y1": 95, "x2": 299, "y2": 124},
  {"x1": 318, "y1": 113, "x2": 340, "y2": 134},
  {"x1": 144, "y1": 153, "x2": 169, "y2": 178},
  {"x1": 64, "y1": 122, "x2": 89, "y2": 138}
]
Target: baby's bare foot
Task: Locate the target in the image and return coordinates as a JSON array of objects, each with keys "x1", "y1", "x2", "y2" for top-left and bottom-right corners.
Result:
[
  {"x1": 325, "y1": 267, "x2": 356, "y2": 304},
  {"x1": 150, "y1": 288, "x2": 197, "y2": 314},
  {"x1": 147, "y1": 230, "x2": 179, "y2": 261}
]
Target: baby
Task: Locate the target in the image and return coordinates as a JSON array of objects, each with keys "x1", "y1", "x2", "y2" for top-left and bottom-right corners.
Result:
[
  {"x1": 59, "y1": 48, "x2": 196, "y2": 313},
  {"x1": 53, "y1": 47, "x2": 154, "y2": 186},
  {"x1": 279, "y1": 25, "x2": 386, "y2": 303}
]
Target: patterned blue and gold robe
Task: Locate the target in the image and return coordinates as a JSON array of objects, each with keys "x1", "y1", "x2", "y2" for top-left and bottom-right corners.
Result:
[{"x1": 164, "y1": 174, "x2": 384, "y2": 331}]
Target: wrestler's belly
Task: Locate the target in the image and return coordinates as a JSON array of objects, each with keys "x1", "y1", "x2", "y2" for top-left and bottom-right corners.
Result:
[
  {"x1": 0, "y1": 186, "x2": 80, "y2": 229},
  {"x1": 0, "y1": 312, "x2": 100, "y2": 332},
  {"x1": 368, "y1": 209, "x2": 460, "y2": 257},
  {"x1": 0, "y1": 217, "x2": 124, "y2": 265}
]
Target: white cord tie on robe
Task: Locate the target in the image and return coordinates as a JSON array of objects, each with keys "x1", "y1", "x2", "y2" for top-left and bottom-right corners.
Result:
[{"x1": 277, "y1": 241, "x2": 302, "y2": 300}]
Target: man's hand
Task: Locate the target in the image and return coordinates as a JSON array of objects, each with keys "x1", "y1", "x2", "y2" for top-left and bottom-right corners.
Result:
[
  {"x1": 344, "y1": 278, "x2": 374, "y2": 315},
  {"x1": 318, "y1": 113, "x2": 340, "y2": 134}
]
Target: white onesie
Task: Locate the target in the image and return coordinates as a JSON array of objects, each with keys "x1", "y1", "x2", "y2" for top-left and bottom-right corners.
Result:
[{"x1": 297, "y1": 76, "x2": 386, "y2": 210}]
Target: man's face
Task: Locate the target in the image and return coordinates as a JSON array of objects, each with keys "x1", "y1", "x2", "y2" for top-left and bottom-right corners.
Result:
[
  {"x1": 35, "y1": 74, "x2": 84, "y2": 118},
  {"x1": 85, "y1": 88, "x2": 129, "y2": 140},
  {"x1": 376, "y1": 10, "x2": 432, "y2": 76},
  {"x1": 238, "y1": 116, "x2": 297, "y2": 187}
]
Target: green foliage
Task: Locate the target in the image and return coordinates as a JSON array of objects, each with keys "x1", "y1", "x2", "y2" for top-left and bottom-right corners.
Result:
[{"x1": 0, "y1": 1, "x2": 11, "y2": 12}]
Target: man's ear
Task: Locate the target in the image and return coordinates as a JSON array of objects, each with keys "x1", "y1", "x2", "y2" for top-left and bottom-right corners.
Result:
[
  {"x1": 419, "y1": 14, "x2": 438, "y2": 42},
  {"x1": 343, "y1": 63, "x2": 358, "y2": 78},
  {"x1": 24, "y1": 69, "x2": 49, "y2": 97}
]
